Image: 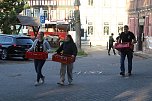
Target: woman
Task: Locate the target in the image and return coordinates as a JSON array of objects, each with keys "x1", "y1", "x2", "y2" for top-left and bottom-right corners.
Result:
[
  {"x1": 56, "y1": 34, "x2": 77, "y2": 85},
  {"x1": 28, "y1": 32, "x2": 51, "y2": 86}
]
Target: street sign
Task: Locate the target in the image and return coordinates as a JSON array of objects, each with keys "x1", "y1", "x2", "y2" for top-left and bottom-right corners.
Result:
[{"x1": 40, "y1": 16, "x2": 45, "y2": 23}]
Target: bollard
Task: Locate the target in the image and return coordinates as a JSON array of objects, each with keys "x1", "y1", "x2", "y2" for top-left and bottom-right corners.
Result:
[
  {"x1": 107, "y1": 42, "x2": 108, "y2": 50},
  {"x1": 90, "y1": 42, "x2": 92, "y2": 47}
]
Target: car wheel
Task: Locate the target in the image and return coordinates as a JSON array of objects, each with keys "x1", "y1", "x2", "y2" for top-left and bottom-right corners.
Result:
[{"x1": 1, "y1": 49, "x2": 8, "y2": 60}]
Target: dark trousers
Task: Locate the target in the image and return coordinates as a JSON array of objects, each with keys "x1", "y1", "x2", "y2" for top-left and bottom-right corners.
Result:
[
  {"x1": 120, "y1": 51, "x2": 133, "y2": 73},
  {"x1": 34, "y1": 59, "x2": 46, "y2": 82},
  {"x1": 108, "y1": 44, "x2": 116, "y2": 54}
]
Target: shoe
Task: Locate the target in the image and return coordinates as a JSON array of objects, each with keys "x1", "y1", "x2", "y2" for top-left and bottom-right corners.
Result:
[
  {"x1": 34, "y1": 81, "x2": 40, "y2": 86},
  {"x1": 40, "y1": 76, "x2": 45, "y2": 84},
  {"x1": 57, "y1": 82, "x2": 64, "y2": 86},
  {"x1": 128, "y1": 73, "x2": 132, "y2": 76},
  {"x1": 114, "y1": 53, "x2": 116, "y2": 55},
  {"x1": 120, "y1": 72, "x2": 125, "y2": 76},
  {"x1": 68, "y1": 82, "x2": 72, "y2": 85},
  {"x1": 108, "y1": 53, "x2": 110, "y2": 56}
]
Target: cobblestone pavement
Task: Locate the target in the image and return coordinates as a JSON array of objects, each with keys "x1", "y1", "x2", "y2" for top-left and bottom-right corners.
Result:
[{"x1": 0, "y1": 46, "x2": 152, "y2": 101}]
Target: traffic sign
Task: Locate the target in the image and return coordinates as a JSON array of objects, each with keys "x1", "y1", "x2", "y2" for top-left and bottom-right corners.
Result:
[{"x1": 40, "y1": 16, "x2": 45, "y2": 23}]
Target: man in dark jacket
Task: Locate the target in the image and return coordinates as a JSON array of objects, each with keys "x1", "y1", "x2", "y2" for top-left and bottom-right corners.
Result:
[
  {"x1": 108, "y1": 33, "x2": 116, "y2": 55},
  {"x1": 118, "y1": 25, "x2": 137, "y2": 76},
  {"x1": 56, "y1": 34, "x2": 77, "y2": 85}
]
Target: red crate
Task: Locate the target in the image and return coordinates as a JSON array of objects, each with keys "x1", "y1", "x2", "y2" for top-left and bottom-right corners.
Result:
[
  {"x1": 25, "y1": 52, "x2": 48, "y2": 60},
  {"x1": 114, "y1": 42, "x2": 133, "y2": 50},
  {"x1": 52, "y1": 53, "x2": 75, "y2": 64}
]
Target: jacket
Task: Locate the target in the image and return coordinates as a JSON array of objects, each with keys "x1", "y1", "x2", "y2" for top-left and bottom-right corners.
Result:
[
  {"x1": 28, "y1": 39, "x2": 51, "y2": 52},
  {"x1": 56, "y1": 41, "x2": 77, "y2": 56}
]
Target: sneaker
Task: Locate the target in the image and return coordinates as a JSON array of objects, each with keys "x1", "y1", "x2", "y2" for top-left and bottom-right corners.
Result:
[
  {"x1": 68, "y1": 82, "x2": 73, "y2": 85},
  {"x1": 128, "y1": 73, "x2": 132, "y2": 76},
  {"x1": 34, "y1": 81, "x2": 40, "y2": 86},
  {"x1": 57, "y1": 82, "x2": 64, "y2": 86},
  {"x1": 40, "y1": 76, "x2": 45, "y2": 84},
  {"x1": 120, "y1": 72, "x2": 125, "y2": 76}
]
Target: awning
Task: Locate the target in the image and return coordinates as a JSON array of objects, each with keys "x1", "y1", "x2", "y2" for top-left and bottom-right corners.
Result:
[{"x1": 17, "y1": 15, "x2": 40, "y2": 27}]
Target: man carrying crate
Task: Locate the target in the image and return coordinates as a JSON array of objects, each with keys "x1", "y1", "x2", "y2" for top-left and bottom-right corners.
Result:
[
  {"x1": 118, "y1": 25, "x2": 137, "y2": 76},
  {"x1": 56, "y1": 34, "x2": 77, "y2": 85}
]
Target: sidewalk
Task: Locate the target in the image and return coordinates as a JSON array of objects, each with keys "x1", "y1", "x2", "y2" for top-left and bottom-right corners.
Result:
[
  {"x1": 82, "y1": 45, "x2": 152, "y2": 59},
  {"x1": 134, "y1": 49, "x2": 152, "y2": 59},
  {"x1": 48, "y1": 45, "x2": 152, "y2": 59}
]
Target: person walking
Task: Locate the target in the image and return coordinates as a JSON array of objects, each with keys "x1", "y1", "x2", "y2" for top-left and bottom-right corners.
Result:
[
  {"x1": 28, "y1": 32, "x2": 51, "y2": 86},
  {"x1": 118, "y1": 25, "x2": 137, "y2": 76},
  {"x1": 108, "y1": 33, "x2": 116, "y2": 55},
  {"x1": 56, "y1": 34, "x2": 77, "y2": 85},
  {"x1": 116, "y1": 33, "x2": 121, "y2": 55},
  {"x1": 116, "y1": 33, "x2": 121, "y2": 43}
]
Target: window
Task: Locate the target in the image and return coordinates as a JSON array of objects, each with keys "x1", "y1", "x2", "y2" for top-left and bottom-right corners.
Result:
[
  {"x1": 16, "y1": 38, "x2": 33, "y2": 45},
  {"x1": 104, "y1": 22, "x2": 109, "y2": 35},
  {"x1": 42, "y1": 0, "x2": 45, "y2": 5},
  {"x1": 118, "y1": 22, "x2": 123, "y2": 33},
  {"x1": 59, "y1": 10, "x2": 65, "y2": 20},
  {"x1": 34, "y1": 9, "x2": 39, "y2": 17},
  {"x1": 36, "y1": 0, "x2": 39, "y2": 5},
  {"x1": 88, "y1": 26, "x2": 93, "y2": 35},
  {"x1": 50, "y1": 10, "x2": 57, "y2": 20},
  {"x1": 104, "y1": 0, "x2": 111, "y2": 7},
  {"x1": 88, "y1": 0, "x2": 93, "y2": 6},
  {"x1": 44, "y1": 10, "x2": 48, "y2": 20},
  {"x1": 26, "y1": 9, "x2": 31, "y2": 16},
  {"x1": 4, "y1": 37, "x2": 13, "y2": 43},
  {"x1": 0, "y1": 36, "x2": 5, "y2": 43}
]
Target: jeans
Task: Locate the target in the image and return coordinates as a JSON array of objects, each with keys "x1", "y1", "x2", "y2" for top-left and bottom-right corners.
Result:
[
  {"x1": 120, "y1": 50, "x2": 133, "y2": 73},
  {"x1": 34, "y1": 59, "x2": 46, "y2": 82}
]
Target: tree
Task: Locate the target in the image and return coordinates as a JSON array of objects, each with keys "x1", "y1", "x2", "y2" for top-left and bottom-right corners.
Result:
[
  {"x1": 0, "y1": 0, "x2": 26, "y2": 34},
  {"x1": 74, "y1": 0, "x2": 81, "y2": 51}
]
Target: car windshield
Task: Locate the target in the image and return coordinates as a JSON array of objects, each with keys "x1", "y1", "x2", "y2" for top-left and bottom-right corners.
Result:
[{"x1": 16, "y1": 37, "x2": 33, "y2": 45}]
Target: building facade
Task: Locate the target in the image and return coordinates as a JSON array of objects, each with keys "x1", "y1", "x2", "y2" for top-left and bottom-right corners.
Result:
[
  {"x1": 23, "y1": 0, "x2": 128, "y2": 46},
  {"x1": 80, "y1": 0, "x2": 128, "y2": 46},
  {"x1": 127, "y1": 0, "x2": 152, "y2": 51},
  {"x1": 25, "y1": 0, "x2": 74, "y2": 21}
]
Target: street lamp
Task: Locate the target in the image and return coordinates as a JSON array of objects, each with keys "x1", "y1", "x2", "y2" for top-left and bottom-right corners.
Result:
[{"x1": 74, "y1": 0, "x2": 81, "y2": 51}]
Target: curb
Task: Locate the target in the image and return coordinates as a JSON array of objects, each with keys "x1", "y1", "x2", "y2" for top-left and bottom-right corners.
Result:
[{"x1": 134, "y1": 52, "x2": 152, "y2": 59}]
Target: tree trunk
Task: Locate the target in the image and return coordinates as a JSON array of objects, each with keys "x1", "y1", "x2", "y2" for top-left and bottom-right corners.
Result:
[{"x1": 74, "y1": 10, "x2": 81, "y2": 51}]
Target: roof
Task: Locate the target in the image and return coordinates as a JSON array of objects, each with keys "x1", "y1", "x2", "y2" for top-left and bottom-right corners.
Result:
[{"x1": 17, "y1": 15, "x2": 40, "y2": 27}]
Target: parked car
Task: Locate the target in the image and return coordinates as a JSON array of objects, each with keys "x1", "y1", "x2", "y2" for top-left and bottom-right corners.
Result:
[
  {"x1": 0, "y1": 44, "x2": 2, "y2": 56},
  {"x1": 0, "y1": 34, "x2": 33, "y2": 60}
]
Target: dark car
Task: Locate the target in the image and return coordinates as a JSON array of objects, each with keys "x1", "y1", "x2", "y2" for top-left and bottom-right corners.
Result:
[
  {"x1": 0, "y1": 44, "x2": 2, "y2": 55},
  {"x1": 0, "y1": 34, "x2": 33, "y2": 60}
]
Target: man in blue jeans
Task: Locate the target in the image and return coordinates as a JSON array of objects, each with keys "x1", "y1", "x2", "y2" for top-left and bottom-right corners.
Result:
[{"x1": 118, "y1": 25, "x2": 137, "y2": 76}]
